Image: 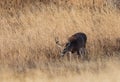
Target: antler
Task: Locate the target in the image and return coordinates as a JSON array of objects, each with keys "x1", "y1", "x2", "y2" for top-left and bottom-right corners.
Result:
[{"x1": 55, "y1": 37, "x2": 63, "y2": 49}]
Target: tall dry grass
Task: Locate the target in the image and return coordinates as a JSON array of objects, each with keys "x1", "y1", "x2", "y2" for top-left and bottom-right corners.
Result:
[{"x1": 0, "y1": 0, "x2": 120, "y2": 82}]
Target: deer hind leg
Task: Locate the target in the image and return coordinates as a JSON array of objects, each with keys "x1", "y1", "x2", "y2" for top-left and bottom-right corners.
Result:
[
  {"x1": 79, "y1": 48, "x2": 89, "y2": 60},
  {"x1": 78, "y1": 48, "x2": 85, "y2": 60},
  {"x1": 76, "y1": 49, "x2": 83, "y2": 60},
  {"x1": 84, "y1": 48, "x2": 89, "y2": 61}
]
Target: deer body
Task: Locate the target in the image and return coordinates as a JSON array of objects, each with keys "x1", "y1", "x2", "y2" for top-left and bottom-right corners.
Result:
[{"x1": 55, "y1": 32, "x2": 87, "y2": 58}]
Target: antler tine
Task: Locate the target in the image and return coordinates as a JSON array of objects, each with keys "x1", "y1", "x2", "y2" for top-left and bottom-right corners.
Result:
[
  {"x1": 55, "y1": 37, "x2": 63, "y2": 49},
  {"x1": 55, "y1": 37, "x2": 59, "y2": 44}
]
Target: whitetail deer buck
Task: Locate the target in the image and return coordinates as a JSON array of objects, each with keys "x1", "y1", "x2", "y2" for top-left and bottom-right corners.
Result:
[{"x1": 55, "y1": 32, "x2": 87, "y2": 59}]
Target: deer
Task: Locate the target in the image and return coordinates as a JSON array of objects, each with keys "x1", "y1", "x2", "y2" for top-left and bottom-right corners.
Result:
[{"x1": 55, "y1": 32, "x2": 87, "y2": 60}]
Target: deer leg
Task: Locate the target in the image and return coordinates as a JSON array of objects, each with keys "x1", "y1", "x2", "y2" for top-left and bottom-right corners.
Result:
[
  {"x1": 77, "y1": 50, "x2": 80, "y2": 54},
  {"x1": 77, "y1": 50, "x2": 82, "y2": 60},
  {"x1": 82, "y1": 48, "x2": 86, "y2": 55},
  {"x1": 79, "y1": 48, "x2": 84, "y2": 60},
  {"x1": 83, "y1": 48, "x2": 89, "y2": 61}
]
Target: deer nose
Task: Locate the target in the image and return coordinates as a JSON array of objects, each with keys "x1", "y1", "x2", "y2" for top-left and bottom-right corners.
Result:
[{"x1": 60, "y1": 53, "x2": 64, "y2": 56}]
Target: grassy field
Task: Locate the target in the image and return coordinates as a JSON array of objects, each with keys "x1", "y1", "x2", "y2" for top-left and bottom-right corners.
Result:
[{"x1": 0, "y1": 0, "x2": 120, "y2": 82}]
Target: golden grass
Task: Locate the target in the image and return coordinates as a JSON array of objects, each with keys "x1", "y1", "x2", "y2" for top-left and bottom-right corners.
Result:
[
  {"x1": 0, "y1": 58, "x2": 120, "y2": 82},
  {"x1": 0, "y1": 0, "x2": 120, "y2": 82}
]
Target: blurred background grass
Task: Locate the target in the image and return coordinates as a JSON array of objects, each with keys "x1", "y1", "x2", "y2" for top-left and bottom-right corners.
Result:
[{"x1": 0, "y1": 0, "x2": 120, "y2": 82}]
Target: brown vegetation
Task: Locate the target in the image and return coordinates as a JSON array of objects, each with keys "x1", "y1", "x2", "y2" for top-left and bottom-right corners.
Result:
[{"x1": 0, "y1": 0, "x2": 120, "y2": 82}]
